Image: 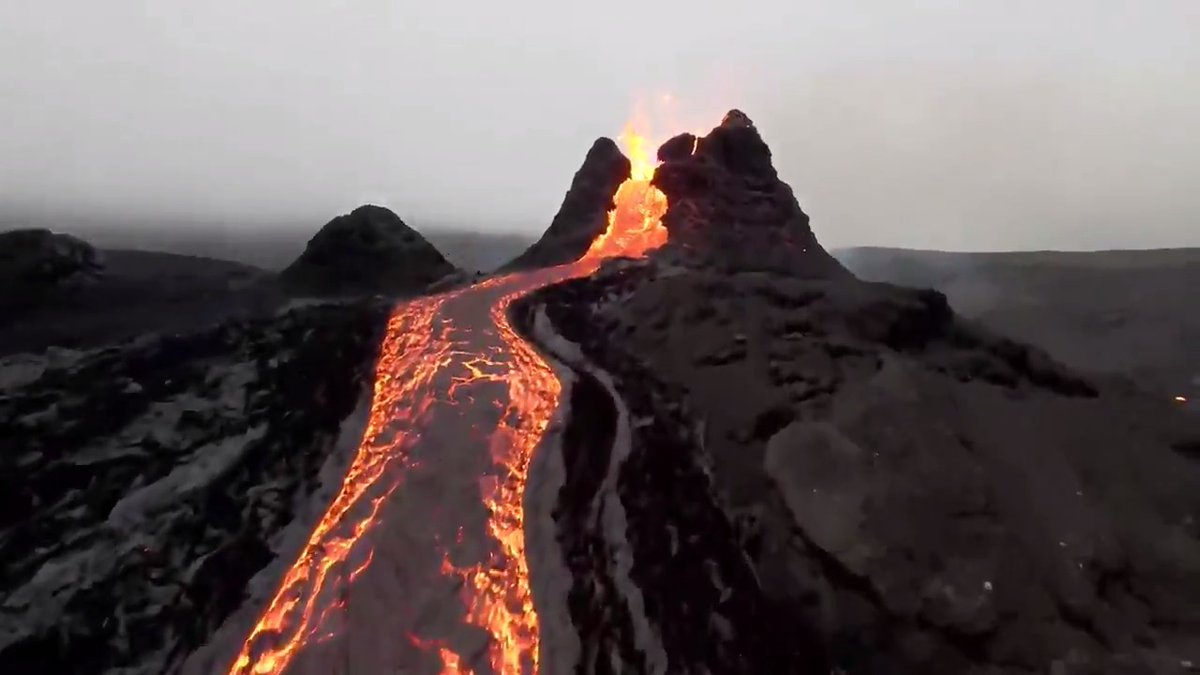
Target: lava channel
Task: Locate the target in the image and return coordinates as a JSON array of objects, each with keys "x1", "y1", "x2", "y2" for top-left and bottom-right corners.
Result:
[
  {"x1": 227, "y1": 294, "x2": 459, "y2": 675},
  {"x1": 430, "y1": 122, "x2": 673, "y2": 675}
]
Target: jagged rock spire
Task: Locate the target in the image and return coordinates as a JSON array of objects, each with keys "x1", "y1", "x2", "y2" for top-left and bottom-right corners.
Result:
[
  {"x1": 650, "y1": 110, "x2": 848, "y2": 279},
  {"x1": 500, "y1": 138, "x2": 631, "y2": 272}
]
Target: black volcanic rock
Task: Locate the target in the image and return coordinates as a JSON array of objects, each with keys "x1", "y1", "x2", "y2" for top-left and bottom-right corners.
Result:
[
  {"x1": 280, "y1": 205, "x2": 457, "y2": 296},
  {"x1": 0, "y1": 229, "x2": 104, "y2": 310},
  {"x1": 0, "y1": 301, "x2": 389, "y2": 675},
  {"x1": 652, "y1": 110, "x2": 849, "y2": 279},
  {"x1": 519, "y1": 260, "x2": 1200, "y2": 675},
  {"x1": 500, "y1": 138, "x2": 631, "y2": 271}
]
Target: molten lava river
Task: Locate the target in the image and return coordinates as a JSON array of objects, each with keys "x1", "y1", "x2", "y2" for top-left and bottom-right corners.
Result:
[{"x1": 223, "y1": 130, "x2": 669, "y2": 675}]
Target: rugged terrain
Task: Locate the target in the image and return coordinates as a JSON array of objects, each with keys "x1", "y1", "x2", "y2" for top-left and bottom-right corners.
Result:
[
  {"x1": 522, "y1": 262, "x2": 1200, "y2": 674},
  {"x1": 0, "y1": 206, "x2": 466, "y2": 359},
  {"x1": 839, "y1": 246, "x2": 1200, "y2": 400},
  {"x1": 0, "y1": 300, "x2": 389, "y2": 673},
  {"x1": 0, "y1": 243, "x2": 284, "y2": 359}
]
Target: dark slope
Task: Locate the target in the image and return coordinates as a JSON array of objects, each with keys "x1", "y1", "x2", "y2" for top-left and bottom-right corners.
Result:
[
  {"x1": 500, "y1": 138, "x2": 630, "y2": 272},
  {"x1": 517, "y1": 111, "x2": 1200, "y2": 674}
]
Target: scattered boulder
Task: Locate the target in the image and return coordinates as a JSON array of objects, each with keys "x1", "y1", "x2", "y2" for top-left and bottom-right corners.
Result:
[
  {"x1": 500, "y1": 138, "x2": 631, "y2": 271},
  {"x1": 280, "y1": 205, "x2": 457, "y2": 296}
]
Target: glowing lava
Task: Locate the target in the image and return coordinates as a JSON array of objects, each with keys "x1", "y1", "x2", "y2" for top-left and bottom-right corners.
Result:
[
  {"x1": 227, "y1": 294, "x2": 458, "y2": 675},
  {"x1": 431, "y1": 124, "x2": 674, "y2": 675},
  {"x1": 433, "y1": 277, "x2": 568, "y2": 675},
  {"x1": 229, "y1": 121, "x2": 674, "y2": 675},
  {"x1": 580, "y1": 125, "x2": 669, "y2": 261}
]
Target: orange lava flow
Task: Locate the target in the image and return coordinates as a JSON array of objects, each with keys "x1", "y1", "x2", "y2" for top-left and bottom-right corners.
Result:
[
  {"x1": 228, "y1": 294, "x2": 458, "y2": 675},
  {"x1": 433, "y1": 126, "x2": 673, "y2": 675},
  {"x1": 434, "y1": 274, "x2": 577, "y2": 675},
  {"x1": 229, "y1": 123, "x2": 673, "y2": 675}
]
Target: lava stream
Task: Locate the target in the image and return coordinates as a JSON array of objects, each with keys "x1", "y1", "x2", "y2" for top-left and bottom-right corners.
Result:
[
  {"x1": 432, "y1": 124, "x2": 672, "y2": 675},
  {"x1": 229, "y1": 122, "x2": 674, "y2": 675},
  {"x1": 228, "y1": 295, "x2": 458, "y2": 675}
]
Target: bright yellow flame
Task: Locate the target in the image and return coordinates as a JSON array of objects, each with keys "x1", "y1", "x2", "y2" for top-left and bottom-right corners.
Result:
[
  {"x1": 578, "y1": 123, "x2": 675, "y2": 262},
  {"x1": 618, "y1": 124, "x2": 657, "y2": 182},
  {"x1": 1176, "y1": 395, "x2": 1188, "y2": 403}
]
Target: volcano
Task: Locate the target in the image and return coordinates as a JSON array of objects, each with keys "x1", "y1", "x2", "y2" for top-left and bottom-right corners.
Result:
[
  {"x1": 1, "y1": 111, "x2": 1197, "y2": 675},
  {"x1": 513, "y1": 111, "x2": 1200, "y2": 673}
]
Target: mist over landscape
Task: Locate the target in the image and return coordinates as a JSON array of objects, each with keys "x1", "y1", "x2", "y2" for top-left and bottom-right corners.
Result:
[{"x1": 3, "y1": 0, "x2": 1199, "y2": 260}]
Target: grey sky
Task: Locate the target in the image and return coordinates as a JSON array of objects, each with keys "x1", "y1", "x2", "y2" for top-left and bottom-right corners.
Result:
[{"x1": 2, "y1": 1, "x2": 1197, "y2": 250}]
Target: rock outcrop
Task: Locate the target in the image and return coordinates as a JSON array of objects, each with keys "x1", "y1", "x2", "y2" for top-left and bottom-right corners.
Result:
[
  {"x1": 500, "y1": 138, "x2": 631, "y2": 271},
  {"x1": 0, "y1": 301, "x2": 389, "y2": 674},
  {"x1": 280, "y1": 205, "x2": 457, "y2": 296},
  {"x1": 0, "y1": 229, "x2": 104, "y2": 310}
]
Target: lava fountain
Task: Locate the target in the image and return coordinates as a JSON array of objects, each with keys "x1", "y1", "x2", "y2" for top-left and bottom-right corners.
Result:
[
  {"x1": 579, "y1": 125, "x2": 670, "y2": 262},
  {"x1": 228, "y1": 118, "x2": 676, "y2": 675}
]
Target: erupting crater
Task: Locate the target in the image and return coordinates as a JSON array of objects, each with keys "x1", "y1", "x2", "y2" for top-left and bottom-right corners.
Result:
[{"x1": 580, "y1": 126, "x2": 670, "y2": 262}]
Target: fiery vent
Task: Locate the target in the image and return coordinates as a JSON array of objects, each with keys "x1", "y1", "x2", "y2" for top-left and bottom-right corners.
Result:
[{"x1": 579, "y1": 125, "x2": 669, "y2": 261}]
